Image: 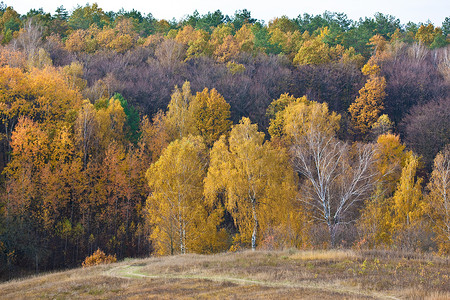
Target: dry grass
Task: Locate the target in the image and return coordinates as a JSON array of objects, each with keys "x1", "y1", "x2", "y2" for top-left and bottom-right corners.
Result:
[
  {"x1": 289, "y1": 249, "x2": 356, "y2": 261},
  {"x1": 0, "y1": 249, "x2": 448, "y2": 299}
]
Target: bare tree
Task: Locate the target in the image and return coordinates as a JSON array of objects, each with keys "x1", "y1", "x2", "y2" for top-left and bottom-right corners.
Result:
[
  {"x1": 75, "y1": 101, "x2": 99, "y2": 167},
  {"x1": 14, "y1": 18, "x2": 43, "y2": 58},
  {"x1": 426, "y1": 145, "x2": 450, "y2": 252},
  {"x1": 154, "y1": 38, "x2": 185, "y2": 73},
  {"x1": 291, "y1": 126, "x2": 378, "y2": 246}
]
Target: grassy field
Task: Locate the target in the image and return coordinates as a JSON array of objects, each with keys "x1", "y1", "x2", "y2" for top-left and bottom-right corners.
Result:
[{"x1": 0, "y1": 249, "x2": 449, "y2": 299}]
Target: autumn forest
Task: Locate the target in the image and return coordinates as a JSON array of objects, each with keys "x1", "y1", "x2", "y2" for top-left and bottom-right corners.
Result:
[{"x1": 0, "y1": 3, "x2": 449, "y2": 279}]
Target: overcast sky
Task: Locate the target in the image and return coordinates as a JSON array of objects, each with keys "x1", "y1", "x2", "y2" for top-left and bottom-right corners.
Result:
[{"x1": 6, "y1": 0, "x2": 450, "y2": 26}]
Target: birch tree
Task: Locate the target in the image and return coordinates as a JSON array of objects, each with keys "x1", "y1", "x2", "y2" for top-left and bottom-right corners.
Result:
[
  {"x1": 146, "y1": 136, "x2": 224, "y2": 255},
  {"x1": 205, "y1": 117, "x2": 297, "y2": 250},
  {"x1": 425, "y1": 145, "x2": 450, "y2": 253},
  {"x1": 271, "y1": 96, "x2": 378, "y2": 246}
]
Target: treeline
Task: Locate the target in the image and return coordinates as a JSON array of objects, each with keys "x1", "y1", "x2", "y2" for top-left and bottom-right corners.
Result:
[
  {"x1": 0, "y1": 3, "x2": 449, "y2": 279},
  {"x1": 1, "y1": 3, "x2": 449, "y2": 54}
]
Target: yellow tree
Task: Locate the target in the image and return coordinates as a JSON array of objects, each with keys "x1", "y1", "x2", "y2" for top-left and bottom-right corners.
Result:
[
  {"x1": 189, "y1": 88, "x2": 232, "y2": 147},
  {"x1": 209, "y1": 24, "x2": 239, "y2": 62},
  {"x1": 185, "y1": 29, "x2": 212, "y2": 59},
  {"x1": 425, "y1": 145, "x2": 450, "y2": 253},
  {"x1": 62, "y1": 61, "x2": 87, "y2": 91},
  {"x1": 391, "y1": 152, "x2": 424, "y2": 228},
  {"x1": 146, "y1": 136, "x2": 224, "y2": 255},
  {"x1": 293, "y1": 35, "x2": 331, "y2": 65},
  {"x1": 163, "y1": 82, "x2": 232, "y2": 147},
  {"x1": 269, "y1": 28, "x2": 302, "y2": 57},
  {"x1": 267, "y1": 93, "x2": 306, "y2": 139},
  {"x1": 0, "y1": 65, "x2": 82, "y2": 166},
  {"x1": 2, "y1": 117, "x2": 50, "y2": 271},
  {"x1": 415, "y1": 23, "x2": 443, "y2": 46},
  {"x1": 205, "y1": 117, "x2": 297, "y2": 250},
  {"x1": 235, "y1": 24, "x2": 255, "y2": 53},
  {"x1": 75, "y1": 100, "x2": 99, "y2": 167},
  {"x1": 389, "y1": 152, "x2": 425, "y2": 249},
  {"x1": 175, "y1": 26, "x2": 212, "y2": 59},
  {"x1": 164, "y1": 81, "x2": 195, "y2": 140},
  {"x1": 4, "y1": 117, "x2": 49, "y2": 212},
  {"x1": 139, "y1": 113, "x2": 169, "y2": 162},
  {"x1": 357, "y1": 133, "x2": 407, "y2": 247},
  {"x1": 96, "y1": 96, "x2": 127, "y2": 149},
  {"x1": 348, "y1": 62, "x2": 387, "y2": 138}
]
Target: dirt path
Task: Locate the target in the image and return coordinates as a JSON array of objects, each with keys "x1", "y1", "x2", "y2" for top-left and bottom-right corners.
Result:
[{"x1": 104, "y1": 264, "x2": 401, "y2": 300}]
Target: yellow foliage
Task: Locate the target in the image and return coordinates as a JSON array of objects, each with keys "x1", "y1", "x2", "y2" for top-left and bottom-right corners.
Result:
[
  {"x1": 164, "y1": 81, "x2": 195, "y2": 140},
  {"x1": 281, "y1": 97, "x2": 341, "y2": 142},
  {"x1": 62, "y1": 61, "x2": 87, "y2": 91},
  {"x1": 415, "y1": 23, "x2": 442, "y2": 46},
  {"x1": 205, "y1": 117, "x2": 298, "y2": 250},
  {"x1": 361, "y1": 61, "x2": 381, "y2": 76},
  {"x1": 96, "y1": 96, "x2": 127, "y2": 147},
  {"x1": 139, "y1": 113, "x2": 169, "y2": 162},
  {"x1": 293, "y1": 36, "x2": 331, "y2": 65},
  {"x1": 357, "y1": 133, "x2": 409, "y2": 248},
  {"x1": 267, "y1": 94, "x2": 306, "y2": 139},
  {"x1": 391, "y1": 152, "x2": 424, "y2": 231},
  {"x1": 0, "y1": 66, "x2": 83, "y2": 138},
  {"x1": 210, "y1": 24, "x2": 239, "y2": 62},
  {"x1": 235, "y1": 24, "x2": 255, "y2": 53},
  {"x1": 226, "y1": 61, "x2": 246, "y2": 75},
  {"x1": 163, "y1": 82, "x2": 232, "y2": 147},
  {"x1": 268, "y1": 16, "x2": 298, "y2": 33},
  {"x1": 175, "y1": 25, "x2": 196, "y2": 45},
  {"x1": 185, "y1": 29, "x2": 212, "y2": 59},
  {"x1": 371, "y1": 114, "x2": 393, "y2": 137},
  {"x1": 349, "y1": 62, "x2": 386, "y2": 137},
  {"x1": 146, "y1": 136, "x2": 225, "y2": 255},
  {"x1": 189, "y1": 87, "x2": 232, "y2": 147}
]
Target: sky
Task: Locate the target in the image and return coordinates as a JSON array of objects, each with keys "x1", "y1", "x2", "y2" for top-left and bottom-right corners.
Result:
[{"x1": 6, "y1": 0, "x2": 450, "y2": 26}]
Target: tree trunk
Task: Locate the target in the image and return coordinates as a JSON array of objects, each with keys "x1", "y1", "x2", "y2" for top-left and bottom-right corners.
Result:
[
  {"x1": 329, "y1": 223, "x2": 337, "y2": 248},
  {"x1": 251, "y1": 200, "x2": 258, "y2": 251}
]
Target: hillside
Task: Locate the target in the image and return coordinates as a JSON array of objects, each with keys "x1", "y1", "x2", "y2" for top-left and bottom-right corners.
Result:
[
  {"x1": 1, "y1": 250, "x2": 449, "y2": 299},
  {"x1": 1, "y1": 3, "x2": 450, "y2": 279}
]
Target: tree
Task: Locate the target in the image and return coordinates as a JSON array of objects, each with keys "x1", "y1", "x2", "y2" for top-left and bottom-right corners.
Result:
[
  {"x1": 164, "y1": 81, "x2": 195, "y2": 140},
  {"x1": 348, "y1": 62, "x2": 386, "y2": 138},
  {"x1": 271, "y1": 97, "x2": 378, "y2": 246},
  {"x1": 2, "y1": 117, "x2": 50, "y2": 272},
  {"x1": 293, "y1": 35, "x2": 331, "y2": 65},
  {"x1": 205, "y1": 117, "x2": 298, "y2": 250},
  {"x1": 415, "y1": 23, "x2": 443, "y2": 47},
  {"x1": 189, "y1": 87, "x2": 232, "y2": 147},
  {"x1": 75, "y1": 101, "x2": 99, "y2": 167},
  {"x1": 139, "y1": 113, "x2": 169, "y2": 162},
  {"x1": 425, "y1": 145, "x2": 450, "y2": 253},
  {"x1": 0, "y1": 66, "x2": 82, "y2": 167},
  {"x1": 357, "y1": 133, "x2": 407, "y2": 247},
  {"x1": 146, "y1": 136, "x2": 224, "y2": 255},
  {"x1": 232, "y1": 9, "x2": 256, "y2": 31},
  {"x1": 112, "y1": 93, "x2": 140, "y2": 143},
  {"x1": 402, "y1": 97, "x2": 450, "y2": 170},
  {"x1": 0, "y1": 7, "x2": 21, "y2": 44},
  {"x1": 389, "y1": 152, "x2": 425, "y2": 250},
  {"x1": 68, "y1": 3, "x2": 110, "y2": 30},
  {"x1": 96, "y1": 96, "x2": 127, "y2": 149}
]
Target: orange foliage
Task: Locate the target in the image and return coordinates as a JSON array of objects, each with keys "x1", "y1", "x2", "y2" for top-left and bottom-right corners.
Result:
[{"x1": 82, "y1": 248, "x2": 117, "y2": 267}]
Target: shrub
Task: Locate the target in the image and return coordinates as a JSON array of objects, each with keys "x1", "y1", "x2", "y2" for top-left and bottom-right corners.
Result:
[{"x1": 82, "y1": 248, "x2": 117, "y2": 267}]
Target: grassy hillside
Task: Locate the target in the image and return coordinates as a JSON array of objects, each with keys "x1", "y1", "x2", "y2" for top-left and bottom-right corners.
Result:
[{"x1": 1, "y1": 250, "x2": 449, "y2": 299}]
